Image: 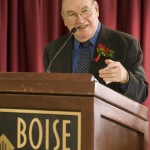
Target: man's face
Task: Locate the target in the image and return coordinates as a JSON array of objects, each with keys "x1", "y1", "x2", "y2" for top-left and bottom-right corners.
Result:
[{"x1": 62, "y1": 0, "x2": 99, "y2": 42}]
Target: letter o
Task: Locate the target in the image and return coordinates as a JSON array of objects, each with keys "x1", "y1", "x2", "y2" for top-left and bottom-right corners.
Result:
[{"x1": 29, "y1": 118, "x2": 43, "y2": 149}]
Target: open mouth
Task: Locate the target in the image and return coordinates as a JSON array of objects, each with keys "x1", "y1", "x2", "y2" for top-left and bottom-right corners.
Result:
[{"x1": 77, "y1": 24, "x2": 88, "y2": 30}]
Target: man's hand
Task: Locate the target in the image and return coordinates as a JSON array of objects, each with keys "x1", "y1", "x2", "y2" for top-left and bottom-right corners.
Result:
[{"x1": 99, "y1": 59, "x2": 129, "y2": 84}]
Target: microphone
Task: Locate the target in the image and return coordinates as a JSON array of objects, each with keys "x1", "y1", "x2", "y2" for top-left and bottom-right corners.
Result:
[{"x1": 47, "y1": 27, "x2": 77, "y2": 73}]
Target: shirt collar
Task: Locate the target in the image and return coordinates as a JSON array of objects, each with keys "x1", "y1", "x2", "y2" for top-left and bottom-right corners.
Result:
[{"x1": 74, "y1": 38, "x2": 80, "y2": 50}]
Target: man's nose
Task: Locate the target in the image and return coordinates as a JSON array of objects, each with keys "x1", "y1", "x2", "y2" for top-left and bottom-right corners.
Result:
[{"x1": 76, "y1": 14, "x2": 85, "y2": 23}]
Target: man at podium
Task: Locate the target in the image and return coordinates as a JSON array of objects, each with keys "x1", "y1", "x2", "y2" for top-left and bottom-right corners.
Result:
[{"x1": 43, "y1": 0, "x2": 149, "y2": 103}]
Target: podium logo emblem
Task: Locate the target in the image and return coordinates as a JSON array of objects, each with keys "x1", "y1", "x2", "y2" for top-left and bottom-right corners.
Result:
[{"x1": 0, "y1": 134, "x2": 15, "y2": 150}]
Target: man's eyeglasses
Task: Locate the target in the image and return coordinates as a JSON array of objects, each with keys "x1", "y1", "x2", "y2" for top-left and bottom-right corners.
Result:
[{"x1": 63, "y1": 2, "x2": 95, "y2": 22}]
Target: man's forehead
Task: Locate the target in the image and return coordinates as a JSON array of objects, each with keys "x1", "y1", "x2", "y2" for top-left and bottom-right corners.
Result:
[
  {"x1": 62, "y1": 0, "x2": 93, "y2": 10},
  {"x1": 62, "y1": 0, "x2": 94, "y2": 6}
]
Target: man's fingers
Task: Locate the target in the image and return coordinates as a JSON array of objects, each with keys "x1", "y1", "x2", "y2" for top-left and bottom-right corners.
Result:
[
  {"x1": 105, "y1": 59, "x2": 114, "y2": 65},
  {"x1": 99, "y1": 67, "x2": 117, "y2": 74}
]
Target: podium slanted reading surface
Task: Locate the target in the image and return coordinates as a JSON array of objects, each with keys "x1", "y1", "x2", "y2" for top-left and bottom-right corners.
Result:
[{"x1": 0, "y1": 72, "x2": 148, "y2": 150}]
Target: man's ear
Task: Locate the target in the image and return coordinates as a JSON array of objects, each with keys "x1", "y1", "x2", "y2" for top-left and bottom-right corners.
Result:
[
  {"x1": 61, "y1": 12, "x2": 67, "y2": 26},
  {"x1": 95, "y1": 1, "x2": 99, "y2": 17}
]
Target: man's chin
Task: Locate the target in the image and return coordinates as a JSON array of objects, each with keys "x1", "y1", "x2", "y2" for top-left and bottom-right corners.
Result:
[{"x1": 75, "y1": 33, "x2": 92, "y2": 42}]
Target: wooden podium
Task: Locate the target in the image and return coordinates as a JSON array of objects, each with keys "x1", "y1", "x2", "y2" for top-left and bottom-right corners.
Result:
[{"x1": 0, "y1": 72, "x2": 149, "y2": 150}]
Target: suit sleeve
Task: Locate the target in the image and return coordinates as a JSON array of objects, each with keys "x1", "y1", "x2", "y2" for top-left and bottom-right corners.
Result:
[{"x1": 123, "y1": 39, "x2": 149, "y2": 103}]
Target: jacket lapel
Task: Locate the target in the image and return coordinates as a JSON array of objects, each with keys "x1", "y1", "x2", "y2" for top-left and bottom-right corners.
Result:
[
  {"x1": 89, "y1": 25, "x2": 112, "y2": 74},
  {"x1": 51, "y1": 36, "x2": 74, "y2": 73}
]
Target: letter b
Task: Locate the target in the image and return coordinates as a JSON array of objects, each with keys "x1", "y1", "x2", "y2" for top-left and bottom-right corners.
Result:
[{"x1": 17, "y1": 117, "x2": 27, "y2": 148}]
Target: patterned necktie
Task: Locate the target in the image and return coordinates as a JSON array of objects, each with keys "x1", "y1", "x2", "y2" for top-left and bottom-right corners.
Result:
[{"x1": 76, "y1": 41, "x2": 91, "y2": 73}]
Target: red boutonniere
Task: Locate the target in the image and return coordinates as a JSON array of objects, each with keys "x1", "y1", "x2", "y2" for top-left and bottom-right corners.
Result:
[{"x1": 93, "y1": 43, "x2": 115, "y2": 62}]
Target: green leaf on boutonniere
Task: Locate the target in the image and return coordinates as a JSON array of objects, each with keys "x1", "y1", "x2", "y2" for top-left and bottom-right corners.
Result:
[{"x1": 93, "y1": 43, "x2": 115, "y2": 62}]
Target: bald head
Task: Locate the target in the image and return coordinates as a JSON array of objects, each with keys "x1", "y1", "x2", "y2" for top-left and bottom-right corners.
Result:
[{"x1": 61, "y1": 0, "x2": 95, "y2": 9}]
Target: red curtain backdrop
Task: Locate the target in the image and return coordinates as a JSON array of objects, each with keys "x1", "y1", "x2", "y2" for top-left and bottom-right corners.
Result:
[{"x1": 0, "y1": 0, "x2": 150, "y2": 144}]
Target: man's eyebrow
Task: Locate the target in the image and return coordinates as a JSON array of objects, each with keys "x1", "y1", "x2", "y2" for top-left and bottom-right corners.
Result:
[
  {"x1": 66, "y1": 10, "x2": 76, "y2": 14},
  {"x1": 81, "y1": 6, "x2": 89, "y2": 9}
]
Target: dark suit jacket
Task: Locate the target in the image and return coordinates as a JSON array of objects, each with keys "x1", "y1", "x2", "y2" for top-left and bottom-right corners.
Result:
[{"x1": 44, "y1": 25, "x2": 148, "y2": 103}]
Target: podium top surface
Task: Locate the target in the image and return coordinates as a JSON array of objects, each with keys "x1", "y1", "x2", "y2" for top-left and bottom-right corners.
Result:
[
  {"x1": 0, "y1": 72, "x2": 148, "y2": 121},
  {"x1": 0, "y1": 72, "x2": 94, "y2": 96}
]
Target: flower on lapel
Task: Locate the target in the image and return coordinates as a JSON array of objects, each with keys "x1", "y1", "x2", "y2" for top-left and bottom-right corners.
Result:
[{"x1": 93, "y1": 43, "x2": 115, "y2": 62}]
